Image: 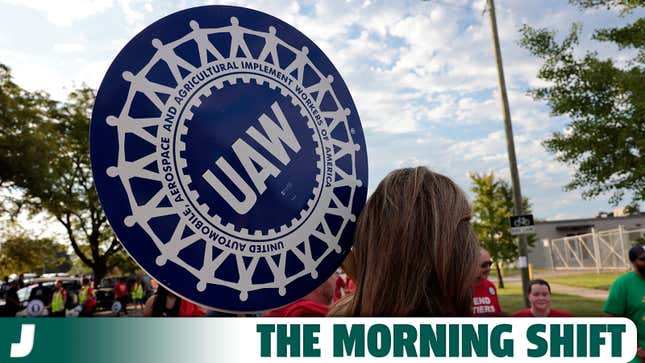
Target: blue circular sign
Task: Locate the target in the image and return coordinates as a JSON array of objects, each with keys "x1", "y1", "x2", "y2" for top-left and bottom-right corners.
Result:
[
  {"x1": 26, "y1": 300, "x2": 45, "y2": 317},
  {"x1": 90, "y1": 5, "x2": 368, "y2": 312}
]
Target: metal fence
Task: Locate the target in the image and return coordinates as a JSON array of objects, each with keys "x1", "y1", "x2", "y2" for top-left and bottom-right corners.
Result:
[{"x1": 548, "y1": 226, "x2": 645, "y2": 271}]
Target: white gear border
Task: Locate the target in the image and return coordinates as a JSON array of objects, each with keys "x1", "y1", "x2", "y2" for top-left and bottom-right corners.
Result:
[
  {"x1": 104, "y1": 16, "x2": 364, "y2": 303},
  {"x1": 176, "y1": 73, "x2": 324, "y2": 241}
]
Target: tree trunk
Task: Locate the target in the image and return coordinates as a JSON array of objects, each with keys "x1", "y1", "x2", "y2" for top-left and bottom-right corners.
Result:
[
  {"x1": 93, "y1": 262, "x2": 108, "y2": 284},
  {"x1": 495, "y1": 261, "x2": 505, "y2": 289}
]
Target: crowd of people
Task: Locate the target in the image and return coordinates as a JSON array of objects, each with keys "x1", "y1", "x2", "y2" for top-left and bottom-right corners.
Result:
[
  {"x1": 0, "y1": 273, "x2": 152, "y2": 317},
  {"x1": 1, "y1": 167, "x2": 643, "y2": 361}
]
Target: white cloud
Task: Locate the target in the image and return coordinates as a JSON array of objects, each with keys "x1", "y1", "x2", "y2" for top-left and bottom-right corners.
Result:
[
  {"x1": 73, "y1": 59, "x2": 112, "y2": 89},
  {"x1": 52, "y1": 42, "x2": 85, "y2": 53},
  {"x1": 390, "y1": 11, "x2": 457, "y2": 54},
  {"x1": 0, "y1": 0, "x2": 631, "y2": 220},
  {"x1": 1, "y1": 0, "x2": 113, "y2": 26},
  {"x1": 117, "y1": 0, "x2": 145, "y2": 24},
  {"x1": 455, "y1": 94, "x2": 498, "y2": 124},
  {"x1": 0, "y1": 48, "x2": 70, "y2": 100}
]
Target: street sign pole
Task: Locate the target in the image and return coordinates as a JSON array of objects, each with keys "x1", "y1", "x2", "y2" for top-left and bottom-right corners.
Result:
[{"x1": 486, "y1": 0, "x2": 530, "y2": 307}]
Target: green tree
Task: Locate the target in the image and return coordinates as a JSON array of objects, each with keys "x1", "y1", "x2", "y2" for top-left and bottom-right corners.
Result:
[
  {"x1": 67, "y1": 244, "x2": 139, "y2": 277},
  {"x1": 106, "y1": 249, "x2": 141, "y2": 276},
  {"x1": 0, "y1": 64, "x2": 129, "y2": 281},
  {"x1": 470, "y1": 172, "x2": 533, "y2": 288},
  {"x1": 67, "y1": 254, "x2": 93, "y2": 276},
  {"x1": 0, "y1": 64, "x2": 59, "y2": 207},
  {"x1": 0, "y1": 235, "x2": 70, "y2": 276},
  {"x1": 519, "y1": 0, "x2": 644, "y2": 206}
]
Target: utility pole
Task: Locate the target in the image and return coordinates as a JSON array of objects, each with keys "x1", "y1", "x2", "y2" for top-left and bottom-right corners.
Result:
[{"x1": 486, "y1": 0, "x2": 530, "y2": 307}]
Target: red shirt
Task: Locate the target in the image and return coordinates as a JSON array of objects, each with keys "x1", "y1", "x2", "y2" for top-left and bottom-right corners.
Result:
[
  {"x1": 114, "y1": 281, "x2": 128, "y2": 299},
  {"x1": 472, "y1": 279, "x2": 502, "y2": 316},
  {"x1": 345, "y1": 279, "x2": 355, "y2": 295},
  {"x1": 263, "y1": 300, "x2": 329, "y2": 317},
  {"x1": 178, "y1": 300, "x2": 205, "y2": 317},
  {"x1": 334, "y1": 275, "x2": 346, "y2": 302},
  {"x1": 333, "y1": 276, "x2": 356, "y2": 303},
  {"x1": 84, "y1": 287, "x2": 96, "y2": 311},
  {"x1": 511, "y1": 308, "x2": 574, "y2": 317}
]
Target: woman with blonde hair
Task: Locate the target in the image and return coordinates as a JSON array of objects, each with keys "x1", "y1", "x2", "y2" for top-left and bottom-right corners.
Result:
[{"x1": 330, "y1": 166, "x2": 479, "y2": 316}]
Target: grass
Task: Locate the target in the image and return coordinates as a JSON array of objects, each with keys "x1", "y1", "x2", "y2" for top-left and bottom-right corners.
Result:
[
  {"x1": 497, "y1": 283, "x2": 606, "y2": 317},
  {"x1": 488, "y1": 267, "x2": 521, "y2": 277},
  {"x1": 546, "y1": 272, "x2": 625, "y2": 291},
  {"x1": 488, "y1": 267, "x2": 545, "y2": 278}
]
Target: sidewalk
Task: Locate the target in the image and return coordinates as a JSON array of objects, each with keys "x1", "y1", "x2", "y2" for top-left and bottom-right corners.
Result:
[
  {"x1": 94, "y1": 304, "x2": 145, "y2": 317},
  {"x1": 504, "y1": 270, "x2": 609, "y2": 301},
  {"x1": 545, "y1": 283, "x2": 608, "y2": 300}
]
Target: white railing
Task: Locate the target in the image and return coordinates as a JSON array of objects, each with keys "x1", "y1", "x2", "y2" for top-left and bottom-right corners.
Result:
[{"x1": 548, "y1": 226, "x2": 645, "y2": 271}]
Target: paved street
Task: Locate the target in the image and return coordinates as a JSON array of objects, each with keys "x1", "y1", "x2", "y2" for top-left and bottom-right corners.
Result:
[{"x1": 93, "y1": 304, "x2": 145, "y2": 317}]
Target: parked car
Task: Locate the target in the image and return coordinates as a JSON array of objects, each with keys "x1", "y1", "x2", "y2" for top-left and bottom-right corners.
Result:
[
  {"x1": 95, "y1": 277, "x2": 128, "y2": 310},
  {"x1": 14, "y1": 277, "x2": 81, "y2": 317},
  {"x1": 21, "y1": 273, "x2": 39, "y2": 285},
  {"x1": 40, "y1": 272, "x2": 69, "y2": 279}
]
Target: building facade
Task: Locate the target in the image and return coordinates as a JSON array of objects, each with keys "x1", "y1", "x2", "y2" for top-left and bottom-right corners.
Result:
[{"x1": 528, "y1": 213, "x2": 645, "y2": 269}]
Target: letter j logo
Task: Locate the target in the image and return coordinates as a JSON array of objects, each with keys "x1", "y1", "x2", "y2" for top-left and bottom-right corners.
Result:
[{"x1": 10, "y1": 324, "x2": 35, "y2": 358}]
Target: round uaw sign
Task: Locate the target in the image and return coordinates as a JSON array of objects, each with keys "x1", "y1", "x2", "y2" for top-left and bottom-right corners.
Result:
[
  {"x1": 111, "y1": 301, "x2": 123, "y2": 315},
  {"x1": 90, "y1": 5, "x2": 368, "y2": 312},
  {"x1": 26, "y1": 299, "x2": 45, "y2": 317}
]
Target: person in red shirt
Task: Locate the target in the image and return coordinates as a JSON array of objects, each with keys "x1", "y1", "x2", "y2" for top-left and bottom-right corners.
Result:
[
  {"x1": 472, "y1": 247, "x2": 502, "y2": 317},
  {"x1": 333, "y1": 273, "x2": 346, "y2": 303},
  {"x1": 333, "y1": 271, "x2": 357, "y2": 303},
  {"x1": 143, "y1": 285, "x2": 205, "y2": 317},
  {"x1": 79, "y1": 277, "x2": 96, "y2": 316},
  {"x1": 512, "y1": 279, "x2": 573, "y2": 317},
  {"x1": 114, "y1": 279, "x2": 129, "y2": 315},
  {"x1": 344, "y1": 278, "x2": 355, "y2": 296},
  {"x1": 264, "y1": 273, "x2": 337, "y2": 317}
]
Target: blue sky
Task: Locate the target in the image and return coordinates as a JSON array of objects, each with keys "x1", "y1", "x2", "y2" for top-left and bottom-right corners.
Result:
[{"x1": 1, "y1": 0, "x2": 642, "y2": 223}]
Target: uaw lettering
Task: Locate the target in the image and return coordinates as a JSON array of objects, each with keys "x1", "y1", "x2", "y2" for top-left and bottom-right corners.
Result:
[
  {"x1": 200, "y1": 101, "x2": 301, "y2": 215},
  {"x1": 172, "y1": 61, "x2": 241, "y2": 105},
  {"x1": 181, "y1": 206, "x2": 285, "y2": 254},
  {"x1": 90, "y1": 6, "x2": 367, "y2": 311}
]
